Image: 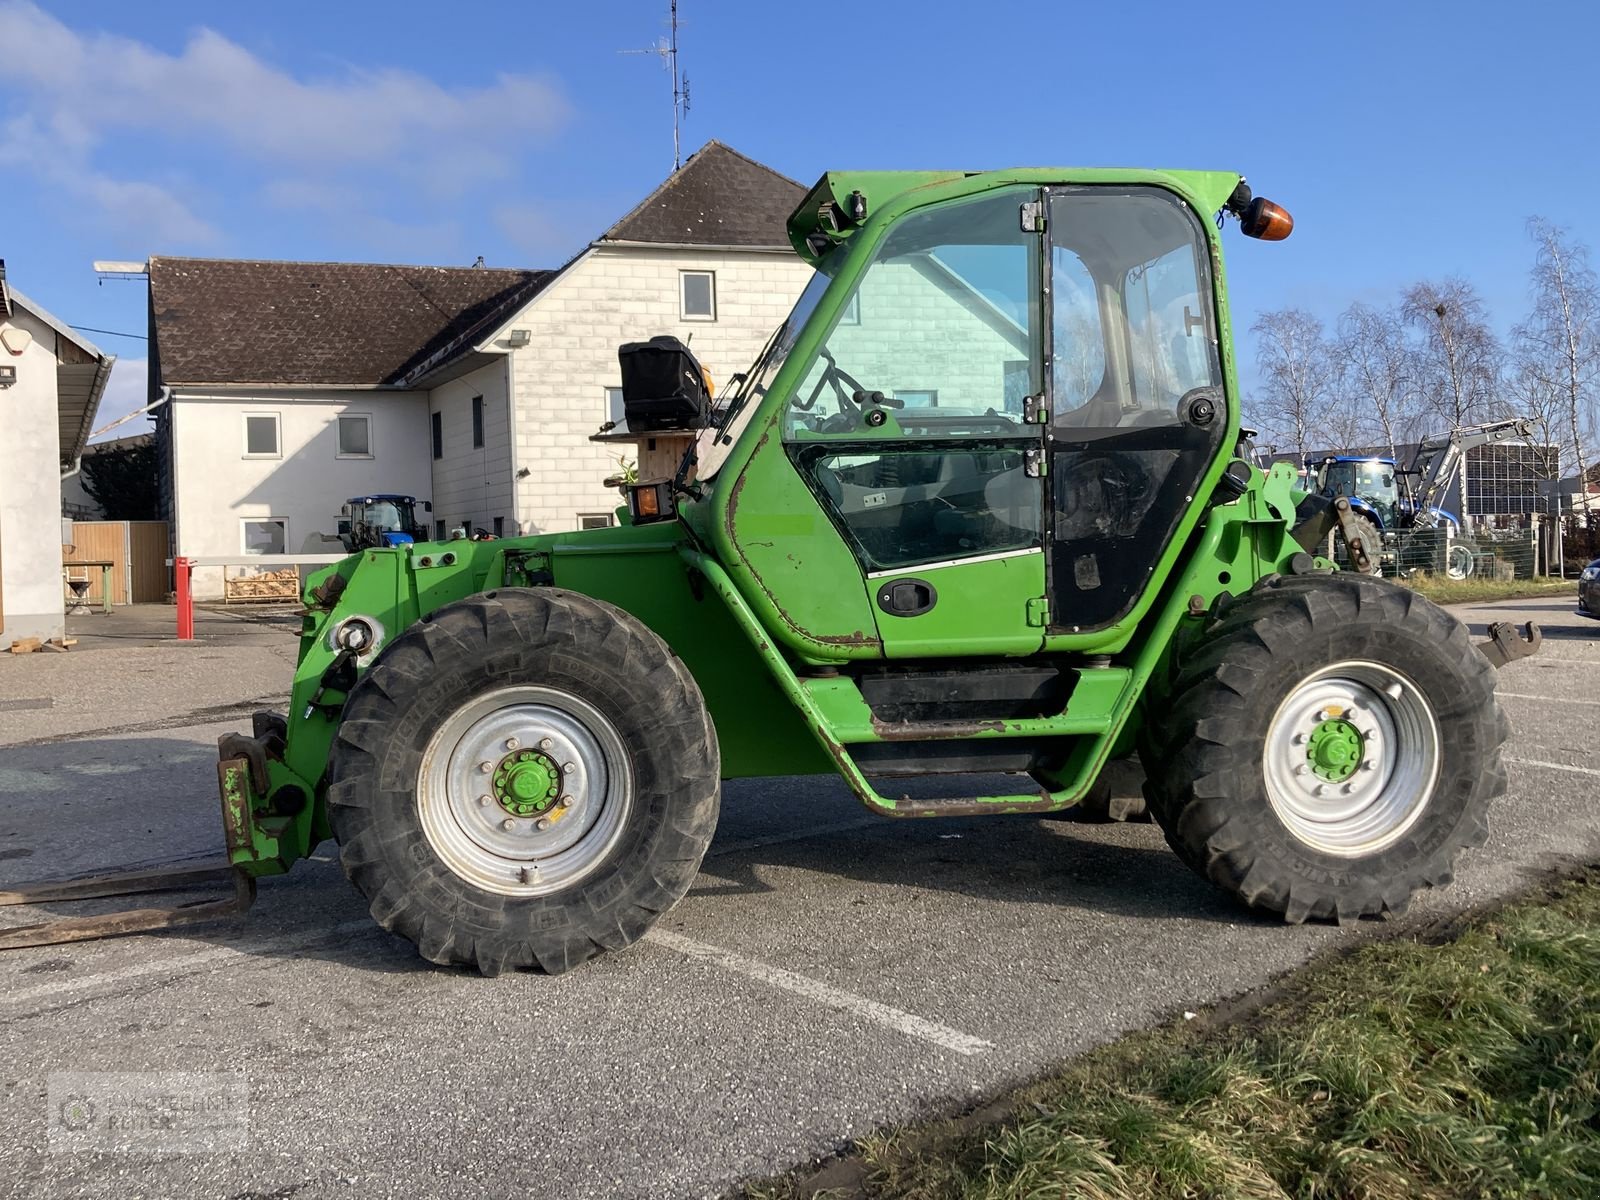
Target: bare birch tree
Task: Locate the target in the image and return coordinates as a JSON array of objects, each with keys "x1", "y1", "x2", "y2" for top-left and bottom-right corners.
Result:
[
  {"x1": 1252, "y1": 309, "x2": 1335, "y2": 466},
  {"x1": 1512, "y1": 217, "x2": 1599, "y2": 496},
  {"x1": 1401, "y1": 278, "x2": 1503, "y2": 429},
  {"x1": 1334, "y1": 302, "x2": 1419, "y2": 458},
  {"x1": 1504, "y1": 359, "x2": 1565, "y2": 484}
]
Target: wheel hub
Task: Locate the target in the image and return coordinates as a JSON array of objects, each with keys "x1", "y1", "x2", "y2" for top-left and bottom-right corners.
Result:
[
  {"x1": 492, "y1": 749, "x2": 562, "y2": 817},
  {"x1": 417, "y1": 686, "x2": 634, "y2": 897},
  {"x1": 1306, "y1": 716, "x2": 1364, "y2": 782},
  {"x1": 1262, "y1": 663, "x2": 1441, "y2": 858}
]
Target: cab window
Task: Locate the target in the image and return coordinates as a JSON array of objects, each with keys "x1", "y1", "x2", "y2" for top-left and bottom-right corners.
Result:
[{"x1": 782, "y1": 188, "x2": 1043, "y2": 572}]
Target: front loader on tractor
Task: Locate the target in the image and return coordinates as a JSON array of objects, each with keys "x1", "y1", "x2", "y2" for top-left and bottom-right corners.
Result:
[{"x1": 1, "y1": 167, "x2": 1540, "y2": 972}]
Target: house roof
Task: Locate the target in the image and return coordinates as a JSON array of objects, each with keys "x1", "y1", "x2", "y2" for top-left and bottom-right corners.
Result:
[
  {"x1": 2, "y1": 280, "x2": 116, "y2": 468},
  {"x1": 148, "y1": 258, "x2": 555, "y2": 387},
  {"x1": 599, "y1": 140, "x2": 805, "y2": 248}
]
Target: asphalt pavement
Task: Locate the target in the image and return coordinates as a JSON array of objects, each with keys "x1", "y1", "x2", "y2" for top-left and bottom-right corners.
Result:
[{"x1": 0, "y1": 594, "x2": 1595, "y2": 1199}]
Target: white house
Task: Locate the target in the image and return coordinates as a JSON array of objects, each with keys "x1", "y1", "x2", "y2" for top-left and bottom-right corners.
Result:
[
  {"x1": 149, "y1": 141, "x2": 813, "y2": 598},
  {"x1": 0, "y1": 260, "x2": 114, "y2": 645}
]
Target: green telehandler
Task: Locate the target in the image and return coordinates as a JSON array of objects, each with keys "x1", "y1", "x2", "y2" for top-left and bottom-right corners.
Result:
[{"x1": 1, "y1": 167, "x2": 1540, "y2": 973}]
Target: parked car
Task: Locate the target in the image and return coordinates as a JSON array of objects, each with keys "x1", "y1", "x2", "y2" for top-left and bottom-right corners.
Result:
[{"x1": 1580, "y1": 557, "x2": 1600, "y2": 619}]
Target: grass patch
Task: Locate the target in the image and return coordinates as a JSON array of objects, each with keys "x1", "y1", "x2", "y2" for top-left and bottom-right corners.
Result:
[
  {"x1": 1401, "y1": 575, "x2": 1573, "y2": 606},
  {"x1": 746, "y1": 873, "x2": 1600, "y2": 1200}
]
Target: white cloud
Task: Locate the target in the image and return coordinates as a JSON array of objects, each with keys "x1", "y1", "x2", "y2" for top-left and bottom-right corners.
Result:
[
  {"x1": 0, "y1": 113, "x2": 218, "y2": 245},
  {"x1": 0, "y1": 1, "x2": 571, "y2": 244},
  {"x1": 89, "y1": 357, "x2": 152, "y2": 443}
]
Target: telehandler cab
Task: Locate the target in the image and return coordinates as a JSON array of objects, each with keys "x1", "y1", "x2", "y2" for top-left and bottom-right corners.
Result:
[{"x1": 1, "y1": 167, "x2": 1539, "y2": 973}]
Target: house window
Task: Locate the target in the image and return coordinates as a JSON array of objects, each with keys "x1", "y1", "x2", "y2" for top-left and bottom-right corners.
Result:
[
  {"x1": 605, "y1": 386, "x2": 626, "y2": 427},
  {"x1": 241, "y1": 518, "x2": 287, "y2": 555},
  {"x1": 471, "y1": 395, "x2": 485, "y2": 448},
  {"x1": 431, "y1": 411, "x2": 443, "y2": 460},
  {"x1": 243, "y1": 413, "x2": 280, "y2": 458},
  {"x1": 579, "y1": 513, "x2": 615, "y2": 530},
  {"x1": 434, "y1": 519, "x2": 447, "y2": 540},
  {"x1": 337, "y1": 414, "x2": 372, "y2": 457},
  {"x1": 895, "y1": 389, "x2": 940, "y2": 408},
  {"x1": 492, "y1": 516, "x2": 504, "y2": 537},
  {"x1": 840, "y1": 292, "x2": 861, "y2": 326},
  {"x1": 679, "y1": 270, "x2": 716, "y2": 321}
]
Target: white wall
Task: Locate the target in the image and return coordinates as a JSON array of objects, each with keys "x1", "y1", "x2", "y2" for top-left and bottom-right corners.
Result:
[
  {"x1": 506, "y1": 246, "x2": 813, "y2": 535},
  {"x1": 0, "y1": 307, "x2": 68, "y2": 643},
  {"x1": 811, "y1": 257, "x2": 1030, "y2": 412},
  {"x1": 428, "y1": 360, "x2": 511, "y2": 538},
  {"x1": 170, "y1": 389, "x2": 432, "y2": 598}
]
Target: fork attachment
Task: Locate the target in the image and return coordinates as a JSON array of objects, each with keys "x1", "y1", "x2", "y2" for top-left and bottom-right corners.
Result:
[{"x1": 0, "y1": 864, "x2": 255, "y2": 950}]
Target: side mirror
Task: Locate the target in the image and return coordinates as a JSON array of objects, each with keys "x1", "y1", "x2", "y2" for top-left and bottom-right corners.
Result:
[{"x1": 423, "y1": 500, "x2": 433, "y2": 513}]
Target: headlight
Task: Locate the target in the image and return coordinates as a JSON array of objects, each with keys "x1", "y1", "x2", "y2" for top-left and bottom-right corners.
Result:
[{"x1": 1582, "y1": 566, "x2": 1600, "y2": 581}]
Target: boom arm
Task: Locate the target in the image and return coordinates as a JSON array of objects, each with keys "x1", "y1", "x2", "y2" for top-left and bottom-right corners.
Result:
[{"x1": 1407, "y1": 418, "x2": 1533, "y2": 527}]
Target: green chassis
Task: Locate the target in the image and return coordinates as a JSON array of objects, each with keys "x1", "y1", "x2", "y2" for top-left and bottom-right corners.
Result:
[{"x1": 217, "y1": 166, "x2": 1322, "y2": 878}]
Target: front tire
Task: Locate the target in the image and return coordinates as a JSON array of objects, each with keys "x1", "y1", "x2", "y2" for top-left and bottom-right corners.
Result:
[
  {"x1": 327, "y1": 588, "x2": 720, "y2": 975},
  {"x1": 1141, "y1": 574, "x2": 1507, "y2": 923}
]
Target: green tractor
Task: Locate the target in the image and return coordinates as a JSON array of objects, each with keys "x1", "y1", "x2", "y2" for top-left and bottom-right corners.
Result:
[{"x1": 3, "y1": 166, "x2": 1539, "y2": 972}]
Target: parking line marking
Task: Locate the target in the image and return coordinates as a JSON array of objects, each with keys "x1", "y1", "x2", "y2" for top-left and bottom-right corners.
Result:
[
  {"x1": 1507, "y1": 756, "x2": 1600, "y2": 779},
  {"x1": 644, "y1": 928, "x2": 994, "y2": 1056},
  {"x1": 1499, "y1": 692, "x2": 1600, "y2": 707},
  {"x1": 0, "y1": 920, "x2": 375, "y2": 1009}
]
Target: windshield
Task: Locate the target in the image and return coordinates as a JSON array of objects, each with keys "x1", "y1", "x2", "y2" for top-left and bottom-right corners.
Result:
[
  {"x1": 689, "y1": 268, "x2": 833, "y2": 482},
  {"x1": 365, "y1": 501, "x2": 407, "y2": 530},
  {"x1": 1318, "y1": 460, "x2": 1397, "y2": 524}
]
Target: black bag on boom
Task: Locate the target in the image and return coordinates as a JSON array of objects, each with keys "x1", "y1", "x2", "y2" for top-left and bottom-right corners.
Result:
[{"x1": 617, "y1": 336, "x2": 711, "y2": 431}]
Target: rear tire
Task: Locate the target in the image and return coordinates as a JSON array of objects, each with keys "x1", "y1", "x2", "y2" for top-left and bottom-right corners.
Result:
[
  {"x1": 1141, "y1": 573, "x2": 1507, "y2": 923},
  {"x1": 327, "y1": 587, "x2": 720, "y2": 975},
  {"x1": 1445, "y1": 537, "x2": 1478, "y2": 580}
]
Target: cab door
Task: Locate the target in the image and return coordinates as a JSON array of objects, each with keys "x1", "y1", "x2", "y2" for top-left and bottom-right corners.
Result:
[
  {"x1": 1042, "y1": 187, "x2": 1231, "y2": 633},
  {"x1": 780, "y1": 186, "x2": 1049, "y2": 658}
]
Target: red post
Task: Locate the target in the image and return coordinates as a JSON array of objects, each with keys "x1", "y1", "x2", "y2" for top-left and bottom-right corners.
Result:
[{"x1": 175, "y1": 557, "x2": 194, "y2": 641}]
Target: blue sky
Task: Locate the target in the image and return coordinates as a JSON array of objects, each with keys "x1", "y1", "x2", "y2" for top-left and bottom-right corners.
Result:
[{"x1": 3, "y1": 0, "x2": 1597, "y2": 436}]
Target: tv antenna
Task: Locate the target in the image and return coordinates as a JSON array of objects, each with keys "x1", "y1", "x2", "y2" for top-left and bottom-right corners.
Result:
[{"x1": 621, "y1": 0, "x2": 690, "y2": 170}]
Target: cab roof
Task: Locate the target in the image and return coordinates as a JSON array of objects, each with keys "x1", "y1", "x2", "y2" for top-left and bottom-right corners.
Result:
[{"x1": 787, "y1": 167, "x2": 1244, "y2": 265}]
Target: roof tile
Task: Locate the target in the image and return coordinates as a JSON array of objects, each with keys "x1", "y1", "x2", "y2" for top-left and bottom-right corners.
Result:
[{"x1": 149, "y1": 259, "x2": 553, "y2": 386}]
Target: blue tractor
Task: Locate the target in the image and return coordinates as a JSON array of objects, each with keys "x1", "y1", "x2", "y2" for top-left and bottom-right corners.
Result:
[
  {"x1": 340, "y1": 494, "x2": 430, "y2": 552},
  {"x1": 1310, "y1": 419, "x2": 1532, "y2": 580}
]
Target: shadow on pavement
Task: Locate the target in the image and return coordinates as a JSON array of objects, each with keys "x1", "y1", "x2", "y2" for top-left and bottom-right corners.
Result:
[{"x1": 0, "y1": 745, "x2": 1256, "y2": 980}]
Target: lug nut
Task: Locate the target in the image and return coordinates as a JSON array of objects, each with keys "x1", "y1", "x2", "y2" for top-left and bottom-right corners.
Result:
[
  {"x1": 536, "y1": 817, "x2": 551, "y2": 830},
  {"x1": 558, "y1": 795, "x2": 573, "y2": 808},
  {"x1": 478, "y1": 795, "x2": 491, "y2": 806},
  {"x1": 539, "y1": 738, "x2": 553, "y2": 750},
  {"x1": 479, "y1": 761, "x2": 494, "y2": 774},
  {"x1": 500, "y1": 818, "x2": 516, "y2": 831},
  {"x1": 562, "y1": 762, "x2": 576, "y2": 773},
  {"x1": 505, "y1": 737, "x2": 520, "y2": 751}
]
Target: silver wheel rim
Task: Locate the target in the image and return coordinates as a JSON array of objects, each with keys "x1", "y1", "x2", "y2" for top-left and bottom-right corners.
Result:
[
  {"x1": 1263, "y1": 661, "x2": 1440, "y2": 858},
  {"x1": 1446, "y1": 545, "x2": 1474, "y2": 580},
  {"x1": 418, "y1": 685, "x2": 632, "y2": 896}
]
